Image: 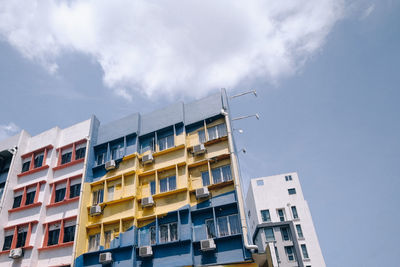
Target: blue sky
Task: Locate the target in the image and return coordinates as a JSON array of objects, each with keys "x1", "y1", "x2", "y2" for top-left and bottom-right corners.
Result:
[{"x1": 0, "y1": 1, "x2": 399, "y2": 266}]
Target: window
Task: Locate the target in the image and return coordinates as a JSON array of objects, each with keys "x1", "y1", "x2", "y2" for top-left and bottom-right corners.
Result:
[
  {"x1": 264, "y1": 227, "x2": 275, "y2": 242},
  {"x1": 61, "y1": 151, "x2": 72, "y2": 165},
  {"x1": 277, "y1": 209, "x2": 286, "y2": 222},
  {"x1": 301, "y1": 244, "x2": 309, "y2": 259},
  {"x1": 21, "y1": 161, "x2": 30, "y2": 173},
  {"x1": 248, "y1": 210, "x2": 251, "y2": 218},
  {"x1": 13, "y1": 194, "x2": 22, "y2": 209},
  {"x1": 70, "y1": 183, "x2": 81, "y2": 199},
  {"x1": 159, "y1": 176, "x2": 176, "y2": 193},
  {"x1": 198, "y1": 130, "x2": 206, "y2": 143},
  {"x1": 63, "y1": 222, "x2": 76, "y2": 243},
  {"x1": 285, "y1": 175, "x2": 292, "y2": 181},
  {"x1": 34, "y1": 153, "x2": 44, "y2": 168},
  {"x1": 75, "y1": 145, "x2": 86, "y2": 160},
  {"x1": 261, "y1": 210, "x2": 271, "y2": 222},
  {"x1": 288, "y1": 188, "x2": 296, "y2": 195},
  {"x1": 159, "y1": 222, "x2": 178, "y2": 243},
  {"x1": 205, "y1": 219, "x2": 216, "y2": 239},
  {"x1": 88, "y1": 233, "x2": 100, "y2": 252},
  {"x1": 211, "y1": 165, "x2": 232, "y2": 184},
  {"x1": 296, "y1": 224, "x2": 304, "y2": 239},
  {"x1": 217, "y1": 214, "x2": 240, "y2": 237},
  {"x1": 280, "y1": 227, "x2": 291, "y2": 241},
  {"x1": 275, "y1": 247, "x2": 280, "y2": 262},
  {"x1": 19, "y1": 145, "x2": 52, "y2": 176},
  {"x1": 207, "y1": 123, "x2": 227, "y2": 141},
  {"x1": 55, "y1": 187, "x2": 66, "y2": 203},
  {"x1": 111, "y1": 145, "x2": 124, "y2": 160},
  {"x1": 158, "y1": 134, "x2": 174, "y2": 151},
  {"x1": 92, "y1": 189, "x2": 104, "y2": 205},
  {"x1": 107, "y1": 186, "x2": 114, "y2": 201},
  {"x1": 2, "y1": 234, "x2": 13, "y2": 251},
  {"x1": 285, "y1": 246, "x2": 296, "y2": 261},
  {"x1": 150, "y1": 181, "x2": 156, "y2": 195},
  {"x1": 201, "y1": 171, "x2": 210, "y2": 186},
  {"x1": 47, "y1": 224, "x2": 60, "y2": 246},
  {"x1": 96, "y1": 152, "x2": 106, "y2": 166},
  {"x1": 2, "y1": 222, "x2": 36, "y2": 251},
  {"x1": 10, "y1": 181, "x2": 43, "y2": 211},
  {"x1": 140, "y1": 137, "x2": 155, "y2": 154},
  {"x1": 291, "y1": 206, "x2": 299, "y2": 219},
  {"x1": 56, "y1": 140, "x2": 86, "y2": 167},
  {"x1": 256, "y1": 179, "x2": 264, "y2": 186}
]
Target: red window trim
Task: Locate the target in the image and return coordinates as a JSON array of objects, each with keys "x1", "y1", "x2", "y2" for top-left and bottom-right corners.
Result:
[
  {"x1": 1, "y1": 220, "x2": 38, "y2": 254},
  {"x1": 47, "y1": 175, "x2": 82, "y2": 208},
  {"x1": 40, "y1": 216, "x2": 77, "y2": 251},
  {"x1": 9, "y1": 180, "x2": 46, "y2": 213},
  {"x1": 18, "y1": 144, "x2": 53, "y2": 177},
  {"x1": 53, "y1": 139, "x2": 87, "y2": 171}
]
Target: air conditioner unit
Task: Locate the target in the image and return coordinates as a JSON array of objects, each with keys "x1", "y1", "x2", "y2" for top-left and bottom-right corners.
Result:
[
  {"x1": 105, "y1": 160, "x2": 116, "y2": 170},
  {"x1": 9, "y1": 248, "x2": 23, "y2": 259},
  {"x1": 192, "y1": 144, "x2": 206, "y2": 155},
  {"x1": 99, "y1": 252, "x2": 112, "y2": 264},
  {"x1": 141, "y1": 196, "x2": 154, "y2": 207},
  {"x1": 195, "y1": 187, "x2": 210, "y2": 199},
  {"x1": 200, "y1": 239, "x2": 216, "y2": 251},
  {"x1": 142, "y1": 154, "x2": 154, "y2": 165},
  {"x1": 139, "y1": 246, "x2": 153, "y2": 257},
  {"x1": 90, "y1": 205, "x2": 102, "y2": 216}
]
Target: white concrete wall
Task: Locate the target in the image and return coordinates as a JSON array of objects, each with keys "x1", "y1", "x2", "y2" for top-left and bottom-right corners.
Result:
[
  {"x1": 0, "y1": 119, "x2": 91, "y2": 267},
  {"x1": 246, "y1": 172, "x2": 326, "y2": 267}
]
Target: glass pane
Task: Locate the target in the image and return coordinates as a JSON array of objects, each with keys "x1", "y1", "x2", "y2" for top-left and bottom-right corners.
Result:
[
  {"x1": 150, "y1": 181, "x2": 156, "y2": 195},
  {"x1": 104, "y1": 231, "x2": 112, "y2": 249},
  {"x1": 25, "y1": 191, "x2": 36, "y2": 205},
  {"x1": 167, "y1": 135, "x2": 174, "y2": 149},
  {"x1": 301, "y1": 244, "x2": 309, "y2": 258},
  {"x1": 48, "y1": 229, "x2": 60, "y2": 246},
  {"x1": 168, "y1": 176, "x2": 176, "y2": 191},
  {"x1": 22, "y1": 161, "x2": 30, "y2": 172},
  {"x1": 221, "y1": 165, "x2": 232, "y2": 182},
  {"x1": 291, "y1": 206, "x2": 298, "y2": 219},
  {"x1": 160, "y1": 179, "x2": 168, "y2": 193},
  {"x1": 139, "y1": 228, "x2": 149, "y2": 246},
  {"x1": 264, "y1": 228, "x2": 275, "y2": 241},
  {"x1": 217, "y1": 123, "x2": 227, "y2": 137},
  {"x1": 159, "y1": 225, "x2": 168, "y2": 243},
  {"x1": 158, "y1": 137, "x2": 166, "y2": 151},
  {"x1": 16, "y1": 231, "x2": 27, "y2": 247},
  {"x1": 63, "y1": 225, "x2": 75, "y2": 243},
  {"x1": 228, "y1": 215, "x2": 240, "y2": 235},
  {"x1": 206, "y1": 220, "x2": 215, "y2": 238},
  {"x1": 61, "y1": 152, "x2": 72, "y2": 164},
  {"x1": 212, "y1": 168, "x2": 222, "y2": 184},
  {"x1": 198, "y1": 130, "x2": 206, "y2": 143},
  {"x1": 13, "y1": 195, "x2": 22, "y2": 209},
  {"x1": 296, "y1": 225, "x2": 304, "y2": 238},
  {"x1": 261, "y1": 210, "x2": 271, "y2": 222},
  {"x1": 217, "y1": 217, "x2": 229, "y2": 237},
  {"x1": 55, "y1": 188, "x2": 66, "y2": 203},
  {"x1": 3, "y1": 235, "x2": 13, "y2": 250},
  {"x1": 201, "y1": 172, "x2": 210, "y2": 186},
  {"x1": 34, "y1": 154, "x2": 43, "y2": 168},
  {"x1": 208, "y1": 126, "x2": 217, "y2": 140},
  {"x1": 170, "y1": 223, "x2": 178, "y2": 242},
  {"x1": 150, "y1": 226, "x2": 156, "y2": 245}
]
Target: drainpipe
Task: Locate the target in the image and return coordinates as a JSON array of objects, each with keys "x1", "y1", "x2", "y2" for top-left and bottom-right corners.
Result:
[{"x1": 222, "y1": 107, "x2": 258, "y2": 251}]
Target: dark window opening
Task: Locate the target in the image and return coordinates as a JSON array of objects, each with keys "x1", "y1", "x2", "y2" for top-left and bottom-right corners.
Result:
[
  {"x1": 55, "y1": 188, "x2": 66, "y2": 203},
  {"x1": 25, "y1": 191, "x2": 36, "y2": 205}
]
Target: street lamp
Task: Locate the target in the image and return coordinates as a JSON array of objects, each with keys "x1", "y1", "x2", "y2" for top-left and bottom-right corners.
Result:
[
  {"x1": 230, "y1": 90, "x2": 257, "y2": 99},
  {"x1": 232, "y1": 113, "x2": 260, "y2": 121}
]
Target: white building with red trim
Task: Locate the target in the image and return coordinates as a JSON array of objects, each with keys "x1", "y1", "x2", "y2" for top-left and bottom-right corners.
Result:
[{"x1": 0, "y1": 118, "x2": 92, "y2": 267}]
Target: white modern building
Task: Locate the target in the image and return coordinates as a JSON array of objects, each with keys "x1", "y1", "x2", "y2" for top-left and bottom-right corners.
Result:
[
  {"x1": 0, "y1": 118, "x2": 92, "y2": 267},
  {"x1": 246, "y1": 172, "x2": 325, "y2": 267}
]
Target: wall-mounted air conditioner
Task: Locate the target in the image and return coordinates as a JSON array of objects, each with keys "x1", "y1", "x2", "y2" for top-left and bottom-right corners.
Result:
[
  {"x1": 142, "y1": 154, "x2": 154, "y2": 165},
  {"x1": 9, "y1": 248, "x2": 23, "y2": 259},
  {"x1": 200, "y1": 239, "x2": 216, "y2": 251},
  {"x1": 195, "y1": 187, "x2": 210, "y2": 199},
  {"x1": 99, "y1": 252, "x2": 112, "y2": 264},
  {"x1": 141, "y1": 196, "x2": 154, "y2": 207},
  {"x1": 105, "y1": 160, "x2": 116, "y2": 170},
  {"x1": 90, "y1": 205, "x2": 102, "y2": 216},
  {"x1": 139, "y1": 246, "x2": 153, "y2": 257},
  {"x1": 192, "y1": 144, "x2": 206, "y2": 155}
]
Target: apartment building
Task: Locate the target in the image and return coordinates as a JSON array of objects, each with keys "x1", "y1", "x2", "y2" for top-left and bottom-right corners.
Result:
[
  {"x1": 246, "y1": 173, "x2": 325, "y2": 267},
  {"x1": 0, "y1": 119, "x2": 92, "y2": 267},
  {"x1": 73, "y1": 91, "x2": 258, "y2": 266}
]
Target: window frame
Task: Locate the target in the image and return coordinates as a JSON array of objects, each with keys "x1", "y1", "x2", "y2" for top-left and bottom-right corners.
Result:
[
  {"x1": 285, "y1": 175, "x2": 293, "y2": 181},
  {"x1": 285, "y1": 246, "x2": 296, "y2": 262},
  {"x1": 211, "y1": 164, "x2": 232, "y2": 184},
  {"x1": 158, "y1": 134, "x2": 175, "y2": 151},
  {"x1": 296, "y1": 224, "x2": 304, "y2": 239},
  {"x1": 261, "y1": 209, "x2": 271, "y2": 222},
  {"x1": 216, "y1": 214, "x2": 241, "y2": 237},
  {"x1": 9, "y1": 181, "x2": 45, "y2": 212},
  {"x1": 48, "y1": 175, "x2": 82, "y2": 207},
  {"x1": 264, "y1": 227, "x2": 275, "y2": 242},
  {"x1": 288, "y1": 188, "x2": 297, "y2": 195},
  {"x1": 277, "y1": 209, "x2": 286, "y2": 222},
  {"x1": 158, "y1": 222, "x2": 178, "y2": 244},
  {"x1": 291, "y1": 206, "x2": 299, "y2": 219},
  {"x1": 18, "y1": 145, "x2": 52, "y2": 177},
  {"x1": 207, "y1": 123, "x2": 227, "y2": 141},
  {"x1": 41, "y1": 216, "x2": 77, "y2": 249},
  {"x1": 54, "y1": 139, "x2": 87, "y2": 169},
  {"x1": 88, "y1": 233, "x2": 100, "y2": 252},
  {"x1": 1, "y1": 221, "x2": 37, "y2": 252},
  {"x1": 301, "y1": 244, "x2": 309, "y2": 259},
  {"x1": 205, "y1": 218, "x2": 216, "y2": 239},
  {"x1": 159, "y1": 176, "x2": 177, "y2": 193}
]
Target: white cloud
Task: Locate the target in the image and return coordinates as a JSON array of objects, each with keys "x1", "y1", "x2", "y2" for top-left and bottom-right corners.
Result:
[
  {"x1": 361, "y1": 4, "x2": 375, "y2": 19},
  {"x1": 0, "y1": 0, "x2": 344, "y2": 100},
  {"x1": 0, "y1": 122, "x2": 20, "y2": 141}
]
